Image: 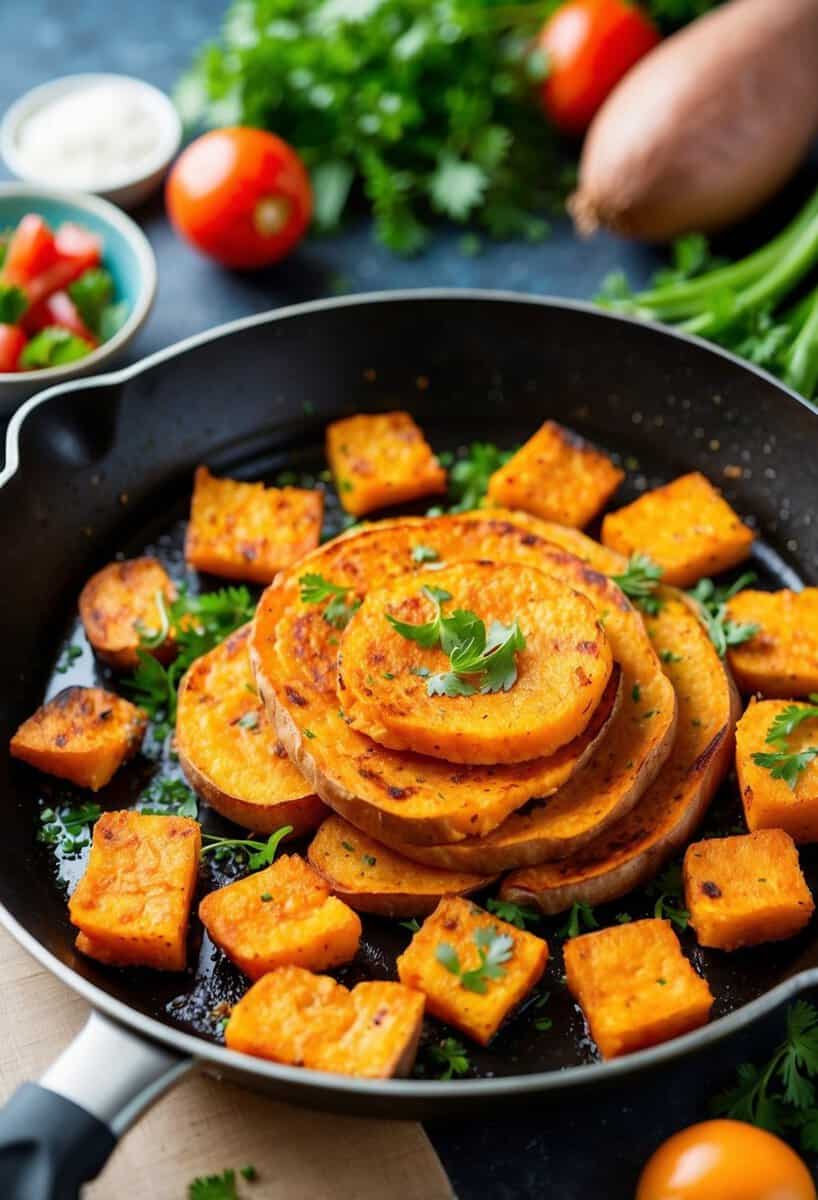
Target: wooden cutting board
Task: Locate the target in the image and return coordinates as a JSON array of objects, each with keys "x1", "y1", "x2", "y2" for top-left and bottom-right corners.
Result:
[{"x1": 0, "y1": 925, "x2": 453, "y2": 1199}]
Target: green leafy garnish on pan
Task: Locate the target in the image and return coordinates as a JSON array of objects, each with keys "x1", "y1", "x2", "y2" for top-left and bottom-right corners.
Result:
[
  {"x1": 426, "y1": 1037, "x2": 471, "y2": 1081},
  {"x1": 201, "y1": 824, "x2": 293, "y2": 870},
  {"x1": 686, "y1": 572, "x2": 759, "y2": 658},
  {"x1": 486, "y1": 897, "x2": 541, "y2": 930},
  {"x1": 752, "y1": 694, "x2": 818, "y2": 790},
  {"x1": 610, "y1": 553, "x2": 663, "y2": 614},
  {"x1": 299, "y1": 572, "x2": 361, "y2": 629},
  {"x1": 436, "y1": 926, "x2": 514, "y2": 994}
]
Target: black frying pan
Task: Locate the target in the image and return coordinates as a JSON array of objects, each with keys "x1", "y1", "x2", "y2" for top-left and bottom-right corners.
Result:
[{"x1": 1, "y1": 291, "x2": 817, "y2": 1199}]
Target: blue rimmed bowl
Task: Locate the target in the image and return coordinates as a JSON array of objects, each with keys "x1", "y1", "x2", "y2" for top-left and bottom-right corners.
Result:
[{"x1": 0, "y1": 183, "x2": 157, "y2": 412}]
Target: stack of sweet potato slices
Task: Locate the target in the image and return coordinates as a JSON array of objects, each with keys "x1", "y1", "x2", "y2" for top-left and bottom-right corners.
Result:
[{"x1": 250, "y1": 509, "x2": 737, "y2": 912}]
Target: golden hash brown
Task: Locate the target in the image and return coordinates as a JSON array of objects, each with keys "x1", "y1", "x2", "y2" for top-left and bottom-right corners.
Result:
[
  {"x1": 185, "y1": 465, "x2": 323, "y2": 583},
  {"x1": 325, "y1": 411, "x2": 446, "y2": 516},
  {"x1": 339, "y1": 560, "x2": 613, "y2": 764}
]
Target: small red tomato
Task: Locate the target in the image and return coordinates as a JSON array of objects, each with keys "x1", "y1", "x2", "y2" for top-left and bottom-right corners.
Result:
[
  {"x1": 0, "y1": 324, "x2": 27, "y2": 372},
  {"x1": 636, "y1": 1119, "x2": 816, "y2": 1200},
  {"x1": 26, "y1": 292, "x2": 98, "y2": 346},
  {"x1": 1, "y1": 214, "x2": 57, "y2": 286},
  {"x1": 166, "y1": 127, "x2": 312, "y2": 269},
  {"x1": 537, "y1": 0, "x2": 660, "y2": 135}
]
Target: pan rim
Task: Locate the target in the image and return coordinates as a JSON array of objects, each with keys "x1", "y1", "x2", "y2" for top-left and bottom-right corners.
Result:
[{"x1": 3, "y1": 287, "x2": 818, "y2": 1100}]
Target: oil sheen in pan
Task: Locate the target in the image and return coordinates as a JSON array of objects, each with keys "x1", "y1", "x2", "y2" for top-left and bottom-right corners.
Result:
[{"x1": 35, "y1": 433, "x2": 818, "y2": 1082}]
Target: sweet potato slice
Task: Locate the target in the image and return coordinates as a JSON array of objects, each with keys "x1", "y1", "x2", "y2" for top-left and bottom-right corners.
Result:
[
  {"x1": 176, "y1": 625, "x2": 326, "y2": 835},
  {"x1": 252, "y1": 516, "x2": 635, "y2": 846},
  {"x1": 79, "y1": 556, "x2": 176, "y2": 670},
  {"x1": 10, "y1": 686, "x2": 147, "y2": 791},
  {"x1": 487, "y1": 421, "x2": 623, "y2": 528},
  {"x1": 564, "y1": 919, "x2": 713, "y2": 1060},
  {"x1": 501, "y1": 588, "x2": 739, "y2": 911},
  {"x1": 69, "y1": 811, "x2": 200, "y2": 971},
  {"x1": 307, "y1": 814, "x2": 494, "y2": 916},
  {"x1": 199, "y1": 853, "x2": 361, "y2": 980},
  {"x1": 396, "y1": 897, "x2": 548, "y2": 1045},
  {"x1": 726, "y1": 588, "x2": 818, "y2": 697},
  {"x1": 226, "y1": 966, "x2": 425, "y2": 1078},
  {"x1": 340, "y1": 560, "x2": 613, "y2": 764},
  {"x1": 325, "y1": 411, "x2": 446, "y2": 517},
  {"x1": 601, "y1": 472, "x2": 754, "y2": 587},
  {"x1": 185, "y1": 465, "x2": 323, "y2": 584},
  {"x1": 683, "y1": 829, "x2": 815, "y2": 951},
  {"x1": 736, "y1": 699, "x2": 818, "y2": 842}
]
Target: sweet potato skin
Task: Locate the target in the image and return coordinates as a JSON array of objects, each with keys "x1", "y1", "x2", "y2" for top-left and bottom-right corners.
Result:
[
  {"x1": 727, "y1": 589, "x2": 818, "y2": 697},
  {"x1": 737, "y1": 699, "x2": 818, "y2": 842},
  {"x1": 501, "y1": 586, "x2": 740, "y2": 912},
  {"x1": 176, "y1": 625, "x2": 326, "y2": 835},
  {"x1": 79, "y1": 556, "x2": 176, "y2": 670},
  {"x1": 199, "y1": 854, "x2": 361, "y2": 980},
  {"x1": 325, "y1": 411, "x2": 446, "y2": 517},
  {"x1": 683, "y1": 829, "x2": 815, "y2": 951},
  {"x1": 396, "y1": 896, "x2": 548, "y2": 1045},
  {"x1": 10, "y1": 686, "x2": 147, "y2": 791},
  {"x1": 69, "y1": 811, "x2": 201, "y2": 971},
  {"x1": 225, "y1": 966, "x2": 425, "y2": 1078},
  {"x1": 253, "y1": 513, "x2": 670, "y2": 848},
  {"x1": 185, "y1": 465, "x2": 323, "y2": 583},
  {"x1": 340, "y1": 560, "x2": 613, "y2": 764},
  {"x1": 564, "y1": 919, "x2": 713, "y2": 1060},
  {"x1": 487, "y1": 421, "x2": 623, "y2": 528},
  {"x1": 307, "y1": 814, "x2": 495, "y2": 916},
  {"x1": 601, "y1": 472, "x2": 754, "y2": 587}
]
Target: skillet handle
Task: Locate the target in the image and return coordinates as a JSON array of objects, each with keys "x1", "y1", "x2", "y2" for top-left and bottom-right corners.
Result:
[{"x1": 0, "y1": 1010, "x2": 192, "y2": 1200}]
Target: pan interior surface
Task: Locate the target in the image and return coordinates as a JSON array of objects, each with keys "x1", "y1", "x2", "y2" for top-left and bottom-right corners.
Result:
[{"x1": 2, "y1": 295, "x2": 818, "y2": 1094}]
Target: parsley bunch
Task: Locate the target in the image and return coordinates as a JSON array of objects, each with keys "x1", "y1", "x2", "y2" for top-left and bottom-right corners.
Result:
[
  {"x1": 176, "y1": 0, "x2": 570, "y2": 254},
  {"x1": 752, "y1": 695, "x2": 818, "y2": 789},
  {"x1": 712, "y1": 1000, "x2": 818, "y2": 1151},
  {"x1": 387, "y1": 585, "x2": 525, "y2": 696}
]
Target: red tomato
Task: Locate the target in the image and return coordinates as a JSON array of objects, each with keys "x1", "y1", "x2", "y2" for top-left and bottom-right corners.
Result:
[
  {"x1": 25, "y1": 225, "x2": 102, "y2": 308},
  {"x1": 537, "y1": 0, "x2": 660, "y2": 135},
  {"x1": 0, "y1": 324, "x2": 27, "y2": 372},
  {"x1": 25, "y1": 292, "x2": 98, "y2": 346},
  {"x1": 636, "y1": 1120, "x2": 816, "y2": 1200},
  {"x1": 166, "y1": 127, "x2": 312, "y2": 269},
  {"x1": 1, "y1": 214, "x2": 57, "y2": 286}
]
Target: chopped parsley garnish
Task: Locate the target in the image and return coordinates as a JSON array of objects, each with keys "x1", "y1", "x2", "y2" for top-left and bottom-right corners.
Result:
[
  {"x1": 436, "y1": 926, "x2": 514, "y2": 994},
  {"x1": 427, "y1": 1037, "x2": 471, "y2": 1081},
  {"x1": 38, "y1": 802, "x2": 101, "y2": 856},
  {"x1": 647, "y1": 863, "x2": 690, "y2": 931},
  {"x1": 299, "y1": 572, "x2": 361, "y2": 629},
  {"x1": 400, "y1": 917, "x2": 421, "y2": 933},
  {"x1": 686, "y1": 572, "x2": 759, "y2": 658},
  {"x1": 411, "y1": 544, "x2": 439, "y2": 564},
  {"x1": 711, "y1": 1000, "x2": 818, "y2": 1152},
  {"x1": 387, "y1": 585, "x2": 525, "y2": 697},
  {"x1": 55, "y1": 643, "x2": 82, "y2": 674},
  {"x1": 556, "y1": 901, "x2": 598, "y2": 939},
  {"x1": 188, "y1": 1169, "x2": 241, "y2": 1199},
  {"x1": 361, "y1": 853, "x2": 377, "y2": 867},
  {"x1": 237, "y1": 710, "x2": 260, "y2": 731},
  {"x1": 610, "y1": 554, "x2": 663, "y2": 614},
  {"x1": 201, "y1": 824, "x2": 293, "y2": 870},
  {"x1": 751, "y1": 695, "x2": 818, "y2": 789},
  {"x1": 631, "y1": 682, "x2": 641, "y2": 703},
  {"x1": 531, "y1": 989, "x2": 553, "y2": 1032},
  {"x1": 139, "y1": 777, "x2": 198, "y2": 819},
  {"x1": 486, "y1": 897, "x2": 541, "y2": 929},
  {"x1": 445, "y1": 442, "x2": 514, "y2": 512},
  {"x1": 660, "y1": 649, "x2": 683, "y2": 664}
]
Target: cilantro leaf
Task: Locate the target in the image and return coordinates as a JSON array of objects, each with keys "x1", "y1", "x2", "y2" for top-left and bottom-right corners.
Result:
[
  {"x1": 299, "y1": 572, "x2": 361, "y2": 629},
  {"x1": 38, "y1": 802, "x2": 101, "y2": 857},
  {"x1": 486, "y1": 897, "x2": 541, "y2": 929},
  {"x1": 426, "y1": 1037, "x2": 470, "y2": 1081},
  {"x1": 435, "y1": 942, "x2": 461, "y2": 975},
  {"x1": 557, "y1": 901, "x2": 598, "y2": 939},
  {"x1": 435, "y1": 926, "x2": 515, "y2": 994},
  {"x1": 446, "y1": 442, "x2": 513, "y2": 512},
  {"x1": 752, "y1": 748, "x2": 818, "y2": 790},
  {"x1": 386, "y1": 586, "x2": 452, "y2": 648},
  {"x1": 610, "y1": 554, "x2": 663, "y2": 614},
  {"x1": 687, "y1": 573, "x2": 759, "y2": 658},
  {"x1": 139, "y1": 778, "x2": 198, "y2": 819},
  {"x1": 765, "y1": 696, "x2": 818, "y2": 746},
  {"x1": 429, "y1": 154, "x2": 488, "y2": 221}
]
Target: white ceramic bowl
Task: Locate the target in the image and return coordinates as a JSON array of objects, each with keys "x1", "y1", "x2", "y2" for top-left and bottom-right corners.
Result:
[
  {"x1": 1, "y1": 74, "x2": 182, "y2": 211},
  {"x1": 0, "y1": 183, "x2": 157, "y2": 412}
]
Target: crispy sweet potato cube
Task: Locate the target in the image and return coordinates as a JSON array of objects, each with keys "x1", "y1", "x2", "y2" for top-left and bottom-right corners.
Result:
[
  {"x1": 564, "y1": 919, "x2": 713, "y2": 1060},
  {"x1": 601, "y1": 472, "x2": 753, "y2": 587},
  {"x1": 10, "y1": 686, "x2": 146, "y2": 791},
  {"x1": 487, "y1": 421, "x2": 623, "y2": 528},
  {"x1": 185, "y1": 466, "x2": 323, "y2": 584},
  {"x1": 736, "y1": 699, "x2": 818, "y2": 842},
  {"x1": 727, "y1": 589, "x2": 818, "y2": 697},
  {"x1": 69, "y1": 811, "x2": 201, "y2": 971},
  {"x1": 325, "y1": 411, "x2": 446, "y2": 517},
  {"x1": 199, "y1": 854, "x2": 361, "y2": 980},
  {"x1": 683, "y1": 830, "x2": 814, "y2": 951},
  {"x1": 396, "y1": 896, "x2": 548, "y2": 1045},
  {"x1": 79, "y1": 556, "x2": 176, "y2": 671},
  {"x1": 226, "y1": 966, "x2": 425, "y2": 1078}
]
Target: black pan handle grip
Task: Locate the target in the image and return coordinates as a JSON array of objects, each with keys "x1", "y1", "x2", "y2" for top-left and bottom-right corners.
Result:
[{"x1": 0, "y1": 1011, "x2": 192, "y2": 1200}]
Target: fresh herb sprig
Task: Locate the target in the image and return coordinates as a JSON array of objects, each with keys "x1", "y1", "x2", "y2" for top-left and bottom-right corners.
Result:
[
  {"x1": 38, "y1": 802, "x2": 102, "y2": 856},
  {"x1": 139, "y1": 777, "x2": 198, "y2": 819},
  {"x1": 752, "y1": 694, "x2": 818, "y2": 789},
  {"x1": 486, "y1": 897, "x2": 541, "y2": 929},
  {"x1": 436, "y1": 926, "x2": 514, "y2": 994},
  {"x1": 427, "y1": 1037, "x2": 471, "y2": 1081},
  {"x1": 610, "y1": 554, "x2": 664, "y2": 615},
  {"x1": 647, "y1": 863, "x2": 690, "y2": 931},
  {"x1": 556, "y1": 901, "x2": 598, "y2": 939},
  {"x1": 201, "y1": 824, "x2": 293, "y2": 870},
  {"x1": 686, "y1": 572, "x2": 759, "y2": 658},
  {"x1": 711, "y1": 1000, "x2": 818, "y2": 1151},
  {"x1": 299, "y1": 573, "x2": 361, "y2": 629}
]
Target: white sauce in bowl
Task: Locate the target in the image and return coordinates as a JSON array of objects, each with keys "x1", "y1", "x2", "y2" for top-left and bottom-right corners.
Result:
[{"x1": 14, "y1": 80, "x2": 165, "y2": 190}]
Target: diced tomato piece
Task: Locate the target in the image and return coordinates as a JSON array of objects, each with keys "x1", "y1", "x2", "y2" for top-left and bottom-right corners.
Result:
[
  {"x1": 1, "y1": 215, "x2": 58, "y2": 286},
  {"x1": 0, "y1": 325, "x2": 27, "y2": 372},
  {"x1": 24, "y1": 292, "x2": 99, "y2": 346},
  {"x1": 55, "y1": 224, "x2": 102, "y2": 267}
]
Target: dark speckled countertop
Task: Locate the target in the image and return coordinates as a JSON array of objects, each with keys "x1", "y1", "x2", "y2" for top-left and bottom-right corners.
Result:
[{"x1": 3, "y1": 2, "x2": 818, "y2": 1196}]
